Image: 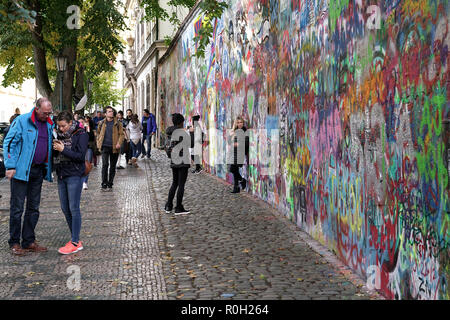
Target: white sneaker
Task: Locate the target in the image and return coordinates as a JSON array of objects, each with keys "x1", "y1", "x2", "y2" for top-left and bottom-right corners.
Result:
[{"x1": 83, "y1": 182, "x2": 88, "y2": 190}]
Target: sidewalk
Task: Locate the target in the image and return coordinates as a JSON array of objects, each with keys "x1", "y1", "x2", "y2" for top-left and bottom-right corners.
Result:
[{"x1": 0, "y1": 150, "x2": 383, "y2": 300}]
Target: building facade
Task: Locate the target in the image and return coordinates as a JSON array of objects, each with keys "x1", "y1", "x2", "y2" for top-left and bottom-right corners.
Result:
[
  {"x1": 120, "y1": 0, "x2": 187, "y2": 147},
  {"x1": 0, "y1": 68, "x2": 39, "y2": 122}
]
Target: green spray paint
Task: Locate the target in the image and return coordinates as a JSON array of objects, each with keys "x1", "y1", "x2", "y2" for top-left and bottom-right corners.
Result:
[{"x1": 329, "y1": 0, "x2": 350, "y2": 34}]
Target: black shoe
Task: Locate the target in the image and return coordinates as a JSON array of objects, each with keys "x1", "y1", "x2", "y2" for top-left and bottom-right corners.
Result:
[
  {"x1": 231, "y1": 186, "x2": 240, "y2": 193},
  {"x1": 164, "y1": 203, "x2": 173, "y2": 213},
  {"x1": 117, "y1": 166, "x2": 125, "y2": 169},
  {"x1": 174, "y1": 206, "x2": 190, "y2": 215},
  {"x1": 101, "y1": 183, "x2": 108, "y2": 191},
  {"x1": 107, "y1": 183, "x2": 113, "y2": 190},
  {"x1": 240, "y1": 178, "x2": 247, "y2": 189}
]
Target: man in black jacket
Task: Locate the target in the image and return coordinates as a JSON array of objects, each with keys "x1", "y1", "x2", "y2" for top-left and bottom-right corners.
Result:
[{"x1": 164, "y1": 113, "x2": 192, "y2": 215}]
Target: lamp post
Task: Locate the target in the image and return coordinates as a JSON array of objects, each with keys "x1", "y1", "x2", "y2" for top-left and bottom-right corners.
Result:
[
  {"x1": 88, "y1": 79, "x2": 93, "y2": 113},
  {"x1": 55, "y1": 55, "x2": 68, "y2": 111}
]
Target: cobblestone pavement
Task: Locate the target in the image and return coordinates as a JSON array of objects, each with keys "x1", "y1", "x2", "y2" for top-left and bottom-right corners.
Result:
[{"x1": 0, "y1": 150, "x2": 383, "y2": 300}]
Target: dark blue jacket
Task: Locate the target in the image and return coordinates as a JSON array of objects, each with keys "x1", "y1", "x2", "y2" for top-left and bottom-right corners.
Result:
[
  {"x1": 142, "y1": 113, "x2": 157, "y2": 135},
  {"x1": 54, "y1": 125, "x2": 88, "y2": 179}
]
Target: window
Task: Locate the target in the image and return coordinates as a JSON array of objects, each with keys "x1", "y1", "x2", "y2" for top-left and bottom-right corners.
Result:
[
  {"x1": 146, "y1": 75, "x2": 151, "y2": 109},
  {"x1": 141, "y1": 82, "x2": 145, "y2": 111}
]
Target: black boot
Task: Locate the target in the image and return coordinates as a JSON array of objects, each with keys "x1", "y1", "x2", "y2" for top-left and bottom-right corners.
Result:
[
  {"x1": 240, "y1": 178, "x2": 247, "y2": 190},
  {"x1": 231, "y1": 186, "x2": 240, "y2": 193}
]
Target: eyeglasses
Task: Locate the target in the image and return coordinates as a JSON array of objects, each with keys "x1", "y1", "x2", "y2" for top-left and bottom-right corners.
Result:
[{"x1": 40, "y1": 111, "x2": 53, "y2": 116}]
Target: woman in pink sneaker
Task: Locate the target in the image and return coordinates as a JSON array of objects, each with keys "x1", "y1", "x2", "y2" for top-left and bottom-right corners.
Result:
[{"x1": 53, "y1": 111, "x2": 88, "y2": 254}]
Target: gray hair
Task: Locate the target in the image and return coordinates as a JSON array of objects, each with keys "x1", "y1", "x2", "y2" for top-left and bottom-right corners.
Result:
[{"x1": 36, "y1": 97, "x2": 51, "y2": 109}]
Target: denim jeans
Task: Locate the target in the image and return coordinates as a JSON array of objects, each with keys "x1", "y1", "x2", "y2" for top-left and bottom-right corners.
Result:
[
  {"x1": 81, "y1": 148, "x2": 93, "y2": 184},
  {"x1": 141, "y1": 134, "x2": 152, "y2": 157},
  {"x1": 130, "y1": 140, "x2": 142, "y2": 159},
  {"x1": 9, "y1": 165, "x2": 45, "y2": 248},
  {"x1": 58, "y1": 176, "x2": 83, "y2": 243}
]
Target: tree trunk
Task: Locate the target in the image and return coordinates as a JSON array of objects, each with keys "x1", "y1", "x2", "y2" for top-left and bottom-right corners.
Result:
[
  {"x1": 30, "y1": 0, "x2": 52, "y2": 99},
  {"x1": 63, "y1": 46, "x2": 77, "y2": 111}
]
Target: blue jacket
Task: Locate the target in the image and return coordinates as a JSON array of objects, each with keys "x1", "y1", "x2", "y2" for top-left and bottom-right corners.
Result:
[
  {"x1": 142, "y1": 113, "x2": 157, "y2": 135},
  {"x1": 3, "y1": 108, "x2": 54, "y2": 182}
]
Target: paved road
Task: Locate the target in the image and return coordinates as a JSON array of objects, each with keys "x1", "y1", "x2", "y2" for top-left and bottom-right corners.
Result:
[{"x1": 0, "y1": 150, "x2": 383, "y2": 300}]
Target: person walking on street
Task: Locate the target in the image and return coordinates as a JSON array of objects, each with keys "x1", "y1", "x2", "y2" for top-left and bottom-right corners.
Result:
[
  {"x1": 125, "y1": 109, "x2": 133, "y2": 165},
  {"x1": 228, "y1": 116, "x2": 249, "y2": 194},
  {"x1": 127, "y1": 114, "x2": 143, "y2": 168},
  {"x1": 141, "y1": 109, "x2": 157, "y2": 159},
  {"x1": 52, "y1": 111, "x2": 88, "y2": 254},
  {"x1": 79, "y1": 117, "x2": 95, "y2": 190},
  {"x1": 3, "y1": 98, "x2": 54, "y2": 255},
  {"x1": 116, "y1": 111, "x2": 129, "y2": 170},
  {"x1": 164, "y1": 113, "x2": 192, "y2": 215},
  {"x1": 92, "y1": 111, "x2": 104, "y2": 130},
  {"x1": 189, "y1": 115, "x2": 206, "y2": 174},
  {"x1": 96, "y1": 106, "x2": 124, "y2": 191}
]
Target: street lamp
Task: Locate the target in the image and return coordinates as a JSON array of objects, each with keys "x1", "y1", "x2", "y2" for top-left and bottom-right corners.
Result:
[
  {"x1": 55, "y1": 54, "x2": 67, "y2": 111},
  {"x1": 88, "y1": 79, "x2": 93, "y2": 113}
]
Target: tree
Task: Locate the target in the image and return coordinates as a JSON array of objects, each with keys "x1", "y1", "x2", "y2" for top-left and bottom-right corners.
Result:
[
  {"x1": 0, "y1": 0, "x2": 127, "y2": 111},
  {"x1": 140, "y1": 0, "x2": 228, "y2": 58},
  {"x1": 90, "y1": 70, "x2": 126, "y2": 111}
]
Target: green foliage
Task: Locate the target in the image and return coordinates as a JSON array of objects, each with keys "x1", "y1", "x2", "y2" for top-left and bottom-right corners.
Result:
[
  {"x1": 90, "y1": 71, "x2": 126, "y2": 108},
  {"x1": 140, "y1": 0, "x2": 227, "y2": 58},
  {"x1": 0, "y1": 1, "x2": 36, "y2": 25},
  {"x1": 80, "y1": 0, "x2": 127, "y2": 78},
  {"x1": 0, "y1": 0, "x2": 126, "y2": 95}
]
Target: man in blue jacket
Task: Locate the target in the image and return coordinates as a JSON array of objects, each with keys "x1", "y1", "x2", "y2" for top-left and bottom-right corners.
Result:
[
  {"x1": 141, "y1": 109, "x2": 157, "y2": 159},
  {"x1": 3, "y1": 98, "x2": 54, "y2": 255}
]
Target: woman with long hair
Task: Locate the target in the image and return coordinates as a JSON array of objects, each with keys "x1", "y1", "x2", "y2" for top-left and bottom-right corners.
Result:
[
  {"x1": 53, "y1": 111, "x2": 88, "y2": 254},
  {"x1": 228, "y1": 116, "x2": 249, "y2": 193}
]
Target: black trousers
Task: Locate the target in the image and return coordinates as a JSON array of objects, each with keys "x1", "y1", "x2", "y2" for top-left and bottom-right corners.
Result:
[
  {"x1": 167, "y1": 167, "x2": 189, "y2": 208},
  {"x1": 101, "y1": 146, "x2": 119, "y2": 186},
  {"x1": 229, "y1": 164, "x2": 242, "y2": 187}
]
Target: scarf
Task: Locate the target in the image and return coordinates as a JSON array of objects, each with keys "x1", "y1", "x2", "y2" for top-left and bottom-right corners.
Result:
[{"x1": 56, "y1": 120, "x2": 79, "y2": 150}]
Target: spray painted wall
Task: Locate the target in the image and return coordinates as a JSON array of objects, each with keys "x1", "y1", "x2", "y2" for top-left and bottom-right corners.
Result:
[{"x1": 158, "y1": 0, "x2": 450, "y2": 299}]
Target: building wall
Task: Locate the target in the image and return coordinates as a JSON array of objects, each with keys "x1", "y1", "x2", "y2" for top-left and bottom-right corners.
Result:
[
  {"x1": 158, "y1": 0, "x2": 450, "y2": 299},
  {"x1": 0, "y1": 68, "x2": 38, "y2": 122}
]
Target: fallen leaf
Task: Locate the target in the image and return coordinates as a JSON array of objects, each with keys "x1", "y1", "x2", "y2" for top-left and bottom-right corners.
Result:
[
  {"x1": 297, "y1": 278, "x2": 304, "y2": 282},
  {"x1": 242, "y1": 248, "x2": 251, "y2": 253}
]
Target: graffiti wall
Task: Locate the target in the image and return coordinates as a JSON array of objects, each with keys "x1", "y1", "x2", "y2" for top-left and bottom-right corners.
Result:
[{"x1": 158, "y1": 0, "x2": 450, "y2": 299}]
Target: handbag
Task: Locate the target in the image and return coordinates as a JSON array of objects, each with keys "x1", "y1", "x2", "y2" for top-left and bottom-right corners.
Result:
[{"x1": 84, "y1": 160, "x2": 93, "y2": 176}]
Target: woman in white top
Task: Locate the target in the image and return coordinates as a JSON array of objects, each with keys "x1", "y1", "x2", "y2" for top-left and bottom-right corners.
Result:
[{"x1": 126, "y1": 114, "x2": 143, "y2": 167}]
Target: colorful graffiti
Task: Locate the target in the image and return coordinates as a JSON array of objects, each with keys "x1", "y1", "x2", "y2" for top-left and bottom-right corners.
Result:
[{"x1": 158, "y1": 0, "x2": 450, "y2": 299}]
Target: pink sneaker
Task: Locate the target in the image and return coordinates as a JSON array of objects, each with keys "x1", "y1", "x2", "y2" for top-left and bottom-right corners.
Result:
[{"x1": 58, "y1": 241, "x2": 83, "y2": 255}]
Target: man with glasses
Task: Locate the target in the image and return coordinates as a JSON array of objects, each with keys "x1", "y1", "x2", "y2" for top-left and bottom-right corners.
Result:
[{"x1": 3, "y1": 98, "x2": 54, "y2": 255}]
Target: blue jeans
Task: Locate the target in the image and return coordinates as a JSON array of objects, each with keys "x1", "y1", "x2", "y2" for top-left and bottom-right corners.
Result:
[
  {"x1": 58, "y1": 176, "x2": 83, "y2": 243},
  {"x1": 130, "y1": 140, "x2": 142, "y2": 159},
  {"x1": 81, "y1": 148, "x2": 93, "y2": 184},
  {"x1": 9, "y1": 165, "x2": 45, "y2": 248},
  {"x1": 141, "y1": 134, "x2": 152, "y2": 157}
]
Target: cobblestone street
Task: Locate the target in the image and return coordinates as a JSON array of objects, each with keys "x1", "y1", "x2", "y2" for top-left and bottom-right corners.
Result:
[{"x1": 0, "y1": 150, "x2": 383, "y2": 300}]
